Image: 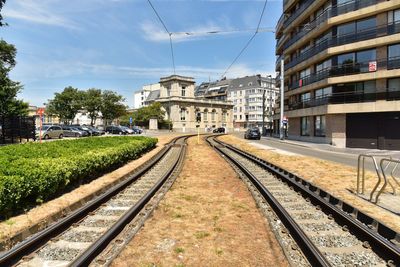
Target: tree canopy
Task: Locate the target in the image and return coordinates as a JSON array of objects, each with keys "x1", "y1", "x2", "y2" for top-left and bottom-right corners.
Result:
[
  {"x1": 100, "y1": 90, "x2": 127, "y2": 125},
  {"x1": 120, "y1": 102, "x2": 166, "y2": 127},
  {"x1": 46, "y1": 88, "x2": 126, "y2": 125}
]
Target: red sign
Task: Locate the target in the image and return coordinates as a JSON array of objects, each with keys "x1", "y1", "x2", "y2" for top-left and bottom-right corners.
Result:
[
  {"x1": 369, "y1": 61, "x2": 377, "y2": 72},
  {"x1": 36, "y1": 107, "x2": 45, "y2": 115}
]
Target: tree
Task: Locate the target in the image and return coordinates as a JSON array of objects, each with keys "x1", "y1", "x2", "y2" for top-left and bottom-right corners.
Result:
[
  {"x1": 82, "y1": 88, "x2": 102, "y2": 126},
  {"x1": 100, "y1": 90, "x2": 126, "y2": 125},
  {"x1": 46, "y1": 87, "x2": 84, "y2": 124},
  {"x1": 0, "y1": 2, "x2": 28, "y2": 117},
  {"x1": 0, "y1": 0, "x2": 6, "y2": 27},
  {"x1": 0, "y1": 40, "x2": 28, "y2": 116},
  {"x1": 120, "y1": 102, "x2": 166, "y2": 127}
]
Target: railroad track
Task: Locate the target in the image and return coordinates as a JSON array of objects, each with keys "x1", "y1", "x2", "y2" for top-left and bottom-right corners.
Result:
[
  {"x1": 0, "y1": 135, "x2": 191, "y2": 267},
  {"x1": 207, "y1": 136, "x2": 400, "y2": 267}
]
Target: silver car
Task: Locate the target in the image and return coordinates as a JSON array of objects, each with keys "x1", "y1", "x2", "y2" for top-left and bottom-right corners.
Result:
[{"x1": 36, "y1": 125, "x2": 64, "y2": 139}]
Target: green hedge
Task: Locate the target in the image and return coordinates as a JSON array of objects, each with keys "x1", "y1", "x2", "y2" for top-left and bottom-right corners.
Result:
[{"x1": 0, "y1": 136, "x2": 158, "y2": 216}]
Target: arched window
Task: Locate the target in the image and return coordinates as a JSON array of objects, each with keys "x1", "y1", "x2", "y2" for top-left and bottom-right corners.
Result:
[
  {"x1": 211, "y1": 109, "x2": 216, "y2": 121},
  {"x1": 222, "y1": 110, "x2": 227, "y2": 122},
  {"x1": 180, "y1": 108, "x2": 186, "y2": 121},
  {"x1": 203, "y1": 109, "x2": 208, "y2": 121}
]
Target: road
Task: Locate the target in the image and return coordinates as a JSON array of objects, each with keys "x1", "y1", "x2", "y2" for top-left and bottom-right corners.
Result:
[{"x1": 231, "y1": 132, "x2": 388, "y2": 173}]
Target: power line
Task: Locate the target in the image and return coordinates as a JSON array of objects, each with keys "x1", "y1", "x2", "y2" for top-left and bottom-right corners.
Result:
[
  {"x1": 220, "y1": 0, "x2": 269, "y2": 79},
  {"x1": 147, "y1": 0, "x2": 176, "y2": 75},
  {"x1": 171, "y1": 27, "x2": 275, "y2": 36}
]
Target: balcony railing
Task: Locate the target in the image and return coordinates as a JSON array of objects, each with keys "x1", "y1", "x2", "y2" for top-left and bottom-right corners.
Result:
[
  {"x1": 286, "y1": 21, "x2": 400, "y2": 70},
  {"x1": 288, "y1": 90, "x2": 400, "y2": 110},
  {"x1": 282, "y1": 0, "x2": 378, "y2": 51},
  {"x1": 283, "y1": 0, "x2": 314, "y2": 28},
  {"x1": 288, "y1": 57, "x2": 400, "y2": 91}
]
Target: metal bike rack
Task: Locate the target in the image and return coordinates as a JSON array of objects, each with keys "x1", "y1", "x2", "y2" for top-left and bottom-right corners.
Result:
[
  {"x1": 374, "y1": 158, "x2": 400, "y2": 204},
  {"x1": 356, "y1": 153, "x2": 392, "y2": 203}
]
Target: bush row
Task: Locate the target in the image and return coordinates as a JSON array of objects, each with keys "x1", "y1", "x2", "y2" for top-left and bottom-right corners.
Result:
[{"x1": 0, "y1": 136, "x2": 158, "y2": 216}]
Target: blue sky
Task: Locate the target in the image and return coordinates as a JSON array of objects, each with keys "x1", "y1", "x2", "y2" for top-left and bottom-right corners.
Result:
[{"x1": 1, "y1": 0, "x2": 282, "y2": 107}]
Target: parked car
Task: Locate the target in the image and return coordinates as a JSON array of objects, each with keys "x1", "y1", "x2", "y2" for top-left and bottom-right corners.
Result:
[
  {"x1": 132, "y1": 126, "x2": 143, "y2": 134},
  {"x1": 105, "y1": 125, "x2": 126, "y2": 135},
  {"x1": 88, "y1": 126, "x2": 105, "y2": 135},
  {"x1": 213, "y1": 127, "x2": 225, "y2": 133},
  {"x1": 244, "y1": 127, "x2": 261, "y2": 140},
  {"x1": 36, "y1": 125, "x2": 64, "y2": 139},
  {"x1": 61, "y1": 125, "x2": 88, "y2": 138},
  {"x1": 120, "y1": 126, "x2": 135, "y2": 134}
]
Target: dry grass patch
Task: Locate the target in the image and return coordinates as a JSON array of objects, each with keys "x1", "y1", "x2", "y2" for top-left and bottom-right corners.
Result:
[
  {"x1": 219, "y1": 135, "x2": 400, "y2": 232},
  {"x1": 111, "y1": 136, "x2": 289, "y2": 267}
]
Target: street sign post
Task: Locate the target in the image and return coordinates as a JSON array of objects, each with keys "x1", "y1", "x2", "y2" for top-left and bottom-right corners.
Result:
[
  {"x1": 129, "y1": 117, "x2": 133, "y2": 128},
  {"x1": 36, "y1": 108, "x2": 45, "y2": 143}
]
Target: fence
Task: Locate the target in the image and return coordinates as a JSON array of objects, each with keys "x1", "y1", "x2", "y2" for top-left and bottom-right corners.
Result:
[{"x1": 0, "y1": 116, "x2": 36, "y2": 144}]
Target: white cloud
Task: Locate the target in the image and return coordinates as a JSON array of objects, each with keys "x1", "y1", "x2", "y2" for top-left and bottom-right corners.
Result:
[{"x1": 3, "y1": 0, "x2": 79, "y2": 29}]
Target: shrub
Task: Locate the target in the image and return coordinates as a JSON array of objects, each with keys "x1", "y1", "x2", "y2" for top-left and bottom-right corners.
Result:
[{"x1": 0, "y1": 136, "x2": 157, "y2": 216}]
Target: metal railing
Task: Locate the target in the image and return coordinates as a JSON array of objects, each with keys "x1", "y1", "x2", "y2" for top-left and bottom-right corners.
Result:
[
  {"x1": 357, "y1": 155, "x2": 400, "y2": 204},
  {"x1": 286, "y1": 20, "x2": 400, "y2": 70},
  {"x1": 289, "y1": 90, "x2": 400, "y2": 110},
  {"x1": 282, "y1": 0, "x2": 378, "y2": 51},
  {"x1": 288, "y1": 57, "x2": 400, "y2": 91}
]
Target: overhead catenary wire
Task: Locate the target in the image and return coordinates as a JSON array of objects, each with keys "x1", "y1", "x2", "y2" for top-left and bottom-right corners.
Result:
[
  {"x1": 147, "y1": 0, "x2": 176, "y2": 75},
  {"x1": 220, "y1": 0, "x2": 269, "y2": 79}
]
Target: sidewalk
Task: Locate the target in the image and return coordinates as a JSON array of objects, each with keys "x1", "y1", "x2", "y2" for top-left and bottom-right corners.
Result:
[{"x1": 262, "y1": 136, "x2": 400, "y2": 158}]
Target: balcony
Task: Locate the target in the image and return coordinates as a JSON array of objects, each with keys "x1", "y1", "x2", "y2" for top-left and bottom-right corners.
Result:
[
  {"x1": 283, "y1": 0, "x2": 314, "y2": 28},
  {"x1": 288, "y1": 57, "x2": 400, "y2": 91},
  {"x1": 288, "y1": 90, "x2": 400, "y2": 111},
  {"x1": 286, "y1": 20, "x2": 400, "y2": 70},
  {"x1": 282, "y1": 0, "x2": 378, "y2": 51}
]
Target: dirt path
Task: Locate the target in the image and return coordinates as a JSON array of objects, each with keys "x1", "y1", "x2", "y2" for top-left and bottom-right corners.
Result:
[{"x1": 112, "y1": 136, "x2": 288, "y2": 267}]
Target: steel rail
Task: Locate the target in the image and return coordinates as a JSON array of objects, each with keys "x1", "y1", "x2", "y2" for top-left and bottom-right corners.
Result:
[
  {"x1": 0, "y1": 135, "x2": 192, "y2": 266},
  {"x1": 70, "y1": 135, "x2": 190, "y2": 266},
  {"x1": 208, "y1": 136, "x2": 400, "y2": 266},
  {"x1": 207, "y1": 136, "x2": 330, "y2": 267}
]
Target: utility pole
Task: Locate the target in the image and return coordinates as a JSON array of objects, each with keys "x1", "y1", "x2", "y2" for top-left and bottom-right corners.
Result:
[
  {"x1": 262, "y1": 89, "x2": 266, "y2": 136},
  {"x1": 280, "y1": 59, "x2": 285, "y2": 140}
]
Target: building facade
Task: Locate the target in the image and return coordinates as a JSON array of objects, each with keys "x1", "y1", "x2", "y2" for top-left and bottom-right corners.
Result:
[
  {"x1": 228, "y1": 75, "x2": 278, "y2": 130},
  {"x1": 133, "y1": 83, "x2": 161, "y2": 109},
  {"x1": 196, "y1": 75, "x2": 278, "y2": 131},
  {"x1": 275, "y1": 0, "x2": 400, "y2": 149},
  {"x1": 153, "y1": 75, "x2": 234, "y2": 132}
]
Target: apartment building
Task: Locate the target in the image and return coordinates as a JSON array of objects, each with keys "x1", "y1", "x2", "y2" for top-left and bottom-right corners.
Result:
[
  {"x1": 133, "y1": 83, "x2": 161, "y2": 109},
  {"x1": 228, "y1": 75, "x2": 278, "y2": 130},
  {"x1": 275, "y1": 0, "x2": 400, "y2": 149}
]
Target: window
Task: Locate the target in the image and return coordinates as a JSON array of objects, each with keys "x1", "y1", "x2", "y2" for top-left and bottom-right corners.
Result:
[
  {"x1": 301, "y1": 117, "x2": 310, "y2": 136},
  {"x1": 315, "y1": 115, "x2": 326, "y2": 137},
  {"x1": 203, "y1": 109, "x2": 208, "y2": 121},
  {"x1": 180, "y1": 108, "x2": 186, "y2": 121},
  {"x1": 222, "y1": 111, "x2": 227, "y2": 122},
  {"x1": 301, "y1": 92, "x2": 311, "y2": 102},
  {"x1": 388, "y1": 78, "x2": 400, "y2": 92},
  {"x1": 300, "y1": 68, "x2": 311, "y2": 78},
  {"x1": 316, "y1": 59, "x2": 331, "y2": 73},
  {"x1": 356, "y1": 17, "x2": 376, "y2": 33},
  {"x1": 211, "y1": 109, "x2": 216, "y2": 121},
  {"x1": 388, "y1": 44, "x2": 400, "y2": 69},
  {"x1": 338, "y1": 53, "x2": 355, "y2": 65},
  {"x1": 181, "y1": 86, "x2": 186, "y2": 97},
  {"x1": 337, "y1": 21, "x2": 356, "y2": 37},
  {"x1": 315, "y1": 87, "x2": 332, "y2": 98},
  {"x1": 388, "y1": 9, "x2": 400, "y2": 24},
  {"x1": 389, "y1": 44, "x2": 400, "y2": 58}
]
